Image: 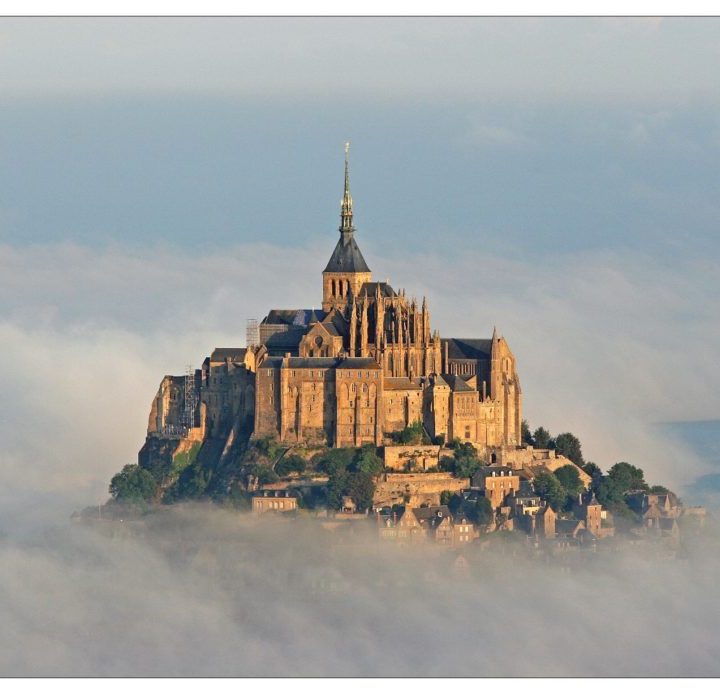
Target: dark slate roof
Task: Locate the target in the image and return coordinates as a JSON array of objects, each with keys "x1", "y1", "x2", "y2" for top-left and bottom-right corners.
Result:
[
  {"x1": 337, "y1": 357, "x2": 381, "y2": 369},
  {"x1": 264, "y1": 329, "x2": 305, "y2": 350},
  {"x1": 443, "y1": 374, "x2": 476, "y2": 392},
  {"x1": 443, "y1": 338, "x2": 493, "y2": 361},
  {"x1": 320, "y1": 311, "x2": 349, "y2": 337},
  {"x1": 359, "y1": 281, "x2": 396, "y2": 298},
  {"x1": 323, "y1": 231, "x2": 371, "y2": 273},
  {"x1": 262, "y1": 309, "x2": 327, "y2": 327},
  {"x1": 413, "y1": 506, "x2": 452, "y2": 528},
  {"x1": 287, "y1": 358, "x2": 339, "y2": 369},
  {"x1": 555, "y1": 519, "x2": 584, "y2": 535},
  {"x1": 210, "y1": 347, "x2": 247, "y2": 362},
  {"x1": 258, "y1": 357, "x2": 283, "y2": 369}
]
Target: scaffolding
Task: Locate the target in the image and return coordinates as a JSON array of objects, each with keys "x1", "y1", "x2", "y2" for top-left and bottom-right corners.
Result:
[
  {"x1": 246, "y1": 318, "x2": 259, "y2": 348},
  {"x1": 183, "y1": 364, "x2": 196, "y2": 430}
]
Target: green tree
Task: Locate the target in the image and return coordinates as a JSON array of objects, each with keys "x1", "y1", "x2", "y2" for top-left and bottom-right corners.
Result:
[
  {"x1": 521, "y1": 419, "x2": 534, "y2": 445},
  {"x1": 582, "y1": 461, "x2": 602, "y2": 478},
  {"x1": 554, "y1": 464, "x2": 584, "y2": 498},
  {"x1": 554, "y1": 432, "x2": 585, "y2": 466},
  {"x1": 353, "y1": 445, "x2": 384, "y2": 475},
  {"x1": 533, "y1": 471, "x2": 566, "y2": 511},
  {"x1": 650, "y1": 485, "x2": 669, "y2": 494},
  {"x1": 452, "y1": 443, "x2": 481, "y2": 478},
  {"x1": 275, "y1": 454, "x2": 306, "y2": 477},
  {"x1": 326, "y1": 470, "x2": 349, "y2": 510},
  {"x1": 533, "y1": 427, "x2": 553, "y2": 450},
  {"x1": 455, "y1": 456, "x2": 481, "y2": 479},
  {"x1": 439, "y1": 455, "x2": 455, "y2": 472},
  {"x1": 475, "y1": 496, "x2": 494, "y2": 525},
  {"x1": 593, "y1": 475, "x2": 624, "y2": 507},
  {"x1": 396, "y1": 421, "x2": 428, "y2": 445},
  {"x1": 554, "y1": 464, "x2": 585, "y2": 511},
  {"x1": 250, "y1": 464, "x2": 279, "y2": 486},
  {"x1": 440, "y1": 490, "x2": 456, "y2": 506},
  {"x1": 607, "y1": 462, "x2": 648, "y2": 494},
  {"x1": 175, "y1": 460, "x2": 212, "y2": 498},
  {"x1": 109, "y1": 464, "x2": 157, "y2": 503},
  {"x1": 314, "y1": 448, "x2": 355, "y2": 476},
  {"x1": 326, "y1": 470, "x2": 376, "y2": 512},
  {"x1": 347, "y1": 472, "x2": 376, "y2": 512}
]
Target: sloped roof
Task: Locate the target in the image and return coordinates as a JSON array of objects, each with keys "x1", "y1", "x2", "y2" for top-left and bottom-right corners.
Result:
[
  {"x1": 258, "y1": 357, "x2": 283, "y2": 369},
  {"x1": 287, "y1": 357, "x2": 339, "y2": 369},
  {"x1": 210, "y1": 347, "x2": 247, "y2": 362},
  {"x1": 359, "y1": 281, "x2": 396, "y2": 298},
  {"x1": 264, "y1": 329, "x2": 304, "y2": 351},
  {"x1": 337, "y1": 357, "x2": 381, "y2": 369},
  {"x1": 262, "y1": 309, "x2": 327, "y2": 327},
  {"x1": 384, "y1": 377, "x2": 422, "y2": 390},
  {"x1": 323, "y1": 232, "x2": 371, "y2": 273},
  {"x1": 443, "y1": 374, "x2": 476, "y2": 392},
  {"x1": 413, "y1": 505, "x2": 452, "y2": 527},
  {"x1": 443, "y1": 338, "x2": 493, "y2": 361}
]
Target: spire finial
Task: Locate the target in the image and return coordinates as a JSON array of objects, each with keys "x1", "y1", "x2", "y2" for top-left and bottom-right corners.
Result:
[{"x1": 340, "y1": 141, "x2": 354, "y2": 233}]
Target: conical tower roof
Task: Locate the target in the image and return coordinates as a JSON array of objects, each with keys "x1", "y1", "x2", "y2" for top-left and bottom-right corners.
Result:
[{"x1": 323, "y1": 142, "x2": 371, "y2": 273}]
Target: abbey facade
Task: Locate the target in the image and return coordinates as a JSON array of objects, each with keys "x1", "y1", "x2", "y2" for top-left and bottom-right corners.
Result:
[{"x1": 147, "y1": 148, "x2": 522, "y2": 452}]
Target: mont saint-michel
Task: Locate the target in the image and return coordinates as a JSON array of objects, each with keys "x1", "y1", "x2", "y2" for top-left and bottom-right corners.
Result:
[{"x1": 105, "y1": 147, "x2": 705, "y2": 550}]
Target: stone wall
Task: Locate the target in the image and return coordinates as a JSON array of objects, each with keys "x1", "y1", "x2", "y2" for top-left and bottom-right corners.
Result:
[
  {"x1": 383, "y1": 445, "x2": 441, "y2": 471},
  {"x1": 374, "y1": 471, "x2": 468, "y2": 508}
]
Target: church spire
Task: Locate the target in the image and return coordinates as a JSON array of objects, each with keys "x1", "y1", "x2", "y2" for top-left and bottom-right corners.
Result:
[{"x1": 340, "y1": 141, "x2": 354, "y2": 233}]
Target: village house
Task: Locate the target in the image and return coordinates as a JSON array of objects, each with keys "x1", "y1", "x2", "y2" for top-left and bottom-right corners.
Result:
[{"x1": 251, "y1": 489, "x2": 299, "y2": 514}]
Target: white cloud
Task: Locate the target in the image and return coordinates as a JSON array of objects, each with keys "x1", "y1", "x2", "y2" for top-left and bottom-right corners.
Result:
[
  {"x1": 0, "y1": 18, "x2": 719, "y2": 102},
  {"x1": 1, "y1": 506, "x2": 720, "y2": 676}
]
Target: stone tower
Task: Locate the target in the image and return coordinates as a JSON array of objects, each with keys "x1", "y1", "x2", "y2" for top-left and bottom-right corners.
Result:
[{"x1": 322, "y1": 142, "x2": 372, "y2": 312}]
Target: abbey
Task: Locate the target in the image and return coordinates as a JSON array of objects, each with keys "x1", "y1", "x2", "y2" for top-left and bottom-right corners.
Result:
[{"x1": 148, "y1": 146, "x2": 522, "y2": 452}]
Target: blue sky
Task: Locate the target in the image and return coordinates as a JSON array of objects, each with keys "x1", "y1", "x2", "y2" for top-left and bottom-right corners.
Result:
[
  {"x1": 1, "y1": 18, "x2": 719, "y2": 260},
  {"x1": 1, "y1": 17, "x2": 719, "y2": 518}
]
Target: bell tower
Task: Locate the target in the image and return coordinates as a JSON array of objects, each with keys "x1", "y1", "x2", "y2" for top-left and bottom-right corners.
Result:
[{"x1": 322, "y1": 142, "x2": 372, "y2": 312}]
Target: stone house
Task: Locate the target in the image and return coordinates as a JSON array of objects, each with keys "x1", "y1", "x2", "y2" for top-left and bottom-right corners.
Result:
[
  {"x1": 471, "y1": 467, "x2": 521, "y2": 510},
  {"x1": 251, "y1": 489, "x2": 299, "y2": 514}
]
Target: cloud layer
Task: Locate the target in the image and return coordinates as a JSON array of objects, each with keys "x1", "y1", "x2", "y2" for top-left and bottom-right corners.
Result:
[
  {"x1": 1, "y1": 18, "x2": 720, "y2": 101},
  {"x1": 2, "y1": 506, "x2": 720, "y2": 676}
]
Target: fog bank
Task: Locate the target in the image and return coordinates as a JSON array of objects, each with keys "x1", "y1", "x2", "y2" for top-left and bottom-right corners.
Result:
[{"x1": 1, "y1": 506, "x2": 719, "y2": 677}]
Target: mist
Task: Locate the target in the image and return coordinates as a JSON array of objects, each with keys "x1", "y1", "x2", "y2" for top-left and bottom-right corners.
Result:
[{"x1": 0, "y1": 505, "x2": 718, "y2": 677}]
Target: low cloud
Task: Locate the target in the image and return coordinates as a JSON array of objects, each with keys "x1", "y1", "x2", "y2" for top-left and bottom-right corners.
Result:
[{"x1": 1, "y1": 506, "x2": 719, "y2": 676}]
